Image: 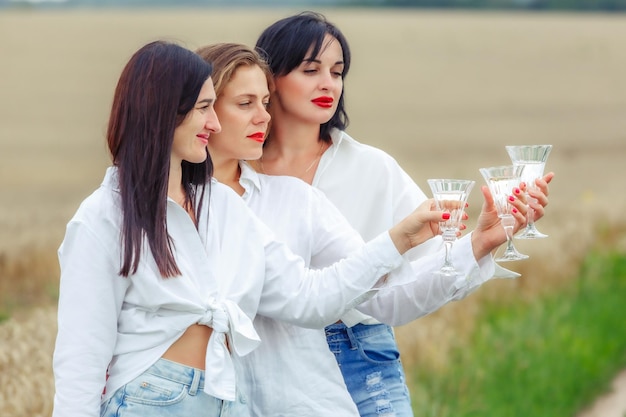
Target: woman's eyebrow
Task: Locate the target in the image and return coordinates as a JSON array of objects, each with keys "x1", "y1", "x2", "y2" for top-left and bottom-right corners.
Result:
[{"x1": 303, "y1": 58, "x2": 344, "y2": 65}]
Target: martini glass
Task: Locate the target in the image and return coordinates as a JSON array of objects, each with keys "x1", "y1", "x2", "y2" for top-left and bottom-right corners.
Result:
[
  {"x1": 505, "y1": 144, "x2": 552, "y2": 239},
  {"x1": 427, "y1": 179, "x2": 475, "y2": 277},
  {"x1": 479, "y1": 165, "x2": 529, "y2": 262}
]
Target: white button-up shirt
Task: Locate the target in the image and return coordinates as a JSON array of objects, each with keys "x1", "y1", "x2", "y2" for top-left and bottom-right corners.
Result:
[
  {"x1": 52, "y1": 166, "x2": 405, "y2": 417},
  {"x1": 313, "y1": 129, "x2": 495, "y2": 326},
  {"x1": 235, "y1": 161, "x2": 493, "y2": 416},
  {"x1": 237, "y1": 162, "x2": 364, "y2": 416}
]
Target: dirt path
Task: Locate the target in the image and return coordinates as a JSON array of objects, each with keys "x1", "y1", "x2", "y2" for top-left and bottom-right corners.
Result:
[{"x1": 576, "y1": 370, "x2": 626, "y2": 417}]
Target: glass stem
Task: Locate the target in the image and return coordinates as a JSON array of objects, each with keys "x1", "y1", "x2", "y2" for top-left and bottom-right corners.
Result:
[
  {"x1": 501, "y1": 217, "x2": 516, "y2": 254},
  {"x1": 443, "y1": 240, "x2": 453, "y2": 268},
  {"x1": 506, "y1": 225, "x2": 514, "y2": 244},
  {"x1": 441, "y1": 230, "x2": 456, "y2": 272}
]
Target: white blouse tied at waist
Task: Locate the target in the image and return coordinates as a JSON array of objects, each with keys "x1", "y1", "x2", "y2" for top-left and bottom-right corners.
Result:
[
  {"x1": 189, "y1": 297, "x2": 260, "y2": 400},
  {"x1": 53, "y1": 166, "x2": 404, "y2": 417}
]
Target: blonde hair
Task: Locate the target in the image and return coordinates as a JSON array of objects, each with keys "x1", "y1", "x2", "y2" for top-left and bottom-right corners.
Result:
[{"x1": 195, "y1": 43, "x2": 274, "y2": 97}]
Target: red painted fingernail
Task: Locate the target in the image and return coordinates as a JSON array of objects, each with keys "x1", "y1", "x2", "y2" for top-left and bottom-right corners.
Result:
[
  {"x1": 514, "y1": 188, "x2": 521, "y2": 194},
  {"x1": 465, "y1": 202, "x2": 469, "y2": 207},
  {"x1": 509, "y1": 196, "x2": 515, "y2": 202},
  {"x1": 512, "y1": 208, "x2": 518, "y2": 213},
  {"x1": 442, "y1": 213, "x2": 451, "y2": 220}
]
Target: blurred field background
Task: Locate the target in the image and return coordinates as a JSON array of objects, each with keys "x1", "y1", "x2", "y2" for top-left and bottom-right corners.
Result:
[{"x1": 1, "y1": 6, "x2": 625, "y2": 417}]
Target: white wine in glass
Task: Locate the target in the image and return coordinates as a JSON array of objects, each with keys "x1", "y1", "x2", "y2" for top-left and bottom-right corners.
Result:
[
  {"x1": 505, "y1": 144, "x2": 552, "y2": 239},
  {"x1": 479, "y1": 165, "x2": 529, "y2": 262},
  {"x1": 427, "y1": 179, "x2": 475, "y2": 277}
]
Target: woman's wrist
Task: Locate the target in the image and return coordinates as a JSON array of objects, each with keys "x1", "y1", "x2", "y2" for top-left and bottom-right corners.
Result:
[
  {"x1": 471, "y1": 230, "x2": 499, "y2": 261},
  {"x1": 388, "y1": 225, "x2": 411, "y2": 255}
]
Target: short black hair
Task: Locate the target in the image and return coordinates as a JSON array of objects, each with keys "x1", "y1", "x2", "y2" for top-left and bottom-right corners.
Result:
[{"x1": 256, "y1": 11, "x2": 351, "y2": 140}]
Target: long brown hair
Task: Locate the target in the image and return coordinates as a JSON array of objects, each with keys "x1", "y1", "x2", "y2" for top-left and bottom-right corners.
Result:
[{"x1": 107, "y1": 40, "x2": 214, "y2": 277}]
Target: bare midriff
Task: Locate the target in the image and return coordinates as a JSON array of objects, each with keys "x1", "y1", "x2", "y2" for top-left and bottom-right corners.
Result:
[{"x1": 161, "y1": 324, "x2": 212, "y2": 369}]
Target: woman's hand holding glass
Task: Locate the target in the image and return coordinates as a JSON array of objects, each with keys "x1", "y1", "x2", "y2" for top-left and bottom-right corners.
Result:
[
  {"x1": 469, "y1": 183, "x2": 529, "y2": 261},
  {"x1": 427, "y1": 179, "x2": 475, "y2": 277},
  {"x1": 387, "y1": 169, "x2": 552, "y2": 278},
  {"x1": 479, "y1": 164, "x2": 531, "y2": 262},
  {"x1": 521, "y1": 172, "x2": 554, "y2": 224},
  {"x1": 469, "y1": 171, "x2": 552, "y2": 279},
  {"x1": 388, "y1": 198, "x2": 464, "y2": 255},
  {"x1": 506, "y1": 145, "x2": 553, "y2": 238}
]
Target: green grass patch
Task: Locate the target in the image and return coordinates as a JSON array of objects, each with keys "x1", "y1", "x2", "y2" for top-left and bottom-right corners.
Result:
[{"x1": 410, "y1": 251, "x2": 626, "y2": 417}]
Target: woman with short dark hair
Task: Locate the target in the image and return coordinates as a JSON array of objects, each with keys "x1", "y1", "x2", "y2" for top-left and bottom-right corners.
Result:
[{"x1": 255, "y1": 12, "x2": 553, "y2": 416}]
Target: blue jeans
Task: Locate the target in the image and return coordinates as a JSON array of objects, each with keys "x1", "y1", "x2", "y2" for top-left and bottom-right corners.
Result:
[
  {"x1": 326, "y1": 322, "x2": 413, "y2": 417},
  {"x1": 100, "y1": 358, "x2": 249, "y2": 417}
]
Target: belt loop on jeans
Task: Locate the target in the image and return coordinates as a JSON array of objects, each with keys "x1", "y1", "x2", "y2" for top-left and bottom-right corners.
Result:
[
  {"x1": 346, "y1": 325, "x2": 358, "y2": 350},
  {"x1": 189, "y1": 368, "x2": 202, "y2": 396}
]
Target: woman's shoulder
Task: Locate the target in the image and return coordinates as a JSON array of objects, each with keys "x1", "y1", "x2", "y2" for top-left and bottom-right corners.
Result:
[
  {"x1": 334, "y1": 130, "x2": 401, "y2": 165},
  {"x1": 71, "y1": 182, "x2": 120, "y2": 224},
  {"x1": 209, "y1": 180, "x2": 274, "y2": 224},
  {"x1": 69, "y1": 166, "x2": 121, "y2": 219},
  {"x1": 209, "y1": 180, "x2": 255, "y2": 210},
  {"x1": 330, "y1": 130, "x2": 409, "y2": 182},
  {"x1": 63, "y1": 183, "x2": 124, "y2": 250},
  {"x1": 209, "y1": 178, "x2": 278, "y2": 245}
]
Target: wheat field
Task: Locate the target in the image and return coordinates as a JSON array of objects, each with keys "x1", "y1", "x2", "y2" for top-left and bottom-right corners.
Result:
[{"x1": 1, "y1": 7, "x2": 625, "y2": 416}]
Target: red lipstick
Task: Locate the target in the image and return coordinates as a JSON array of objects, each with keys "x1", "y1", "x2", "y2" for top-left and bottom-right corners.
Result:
[
  {"x1": 247, "y1": 132, "x2": 265, "y2": 143},
  {"x1": 312, "y1": 96, "x2": 334, "y2": 108}
]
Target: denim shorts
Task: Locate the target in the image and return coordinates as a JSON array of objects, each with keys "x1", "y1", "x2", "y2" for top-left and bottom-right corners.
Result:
[
  {"x1": 325, "y1": 322, "x2": 413, "y2": 417},
  {"x1": 100, "y1": 358, "x2": 249, "y2": 417}
]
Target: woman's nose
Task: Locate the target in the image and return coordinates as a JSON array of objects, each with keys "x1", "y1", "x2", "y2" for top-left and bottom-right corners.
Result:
[
  {"x1": 206, "y1": 108, "x2": 221, "y2": 133},
  {"x1": 255, "y1": 104, "x2": 271, "y2": 124},
  {"x1": 318, "y1": 71, "x2": 334, "y2": 91}
]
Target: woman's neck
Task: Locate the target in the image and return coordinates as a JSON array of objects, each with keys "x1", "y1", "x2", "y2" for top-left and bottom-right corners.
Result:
[
  {"x1": 259, "y1": 119, "x2": 325, "y2": 184},
  {"x1": 168, "y1": 163, "x2": 184, "y2": 204},
  {"x1": 211, "y1": 156, "x2": 245, "y2": 196},
  {"x1": 168, "y1": 163, "x2": 196, "y2": 223}
]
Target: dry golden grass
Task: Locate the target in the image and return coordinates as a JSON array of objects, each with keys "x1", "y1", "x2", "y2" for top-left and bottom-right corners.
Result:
[
  {"x1": 1, "y1": 8, "x2": 625, "y2": 417},
  {"x1": 0, "y1": 306, "x2": 56, "y2": 417}
]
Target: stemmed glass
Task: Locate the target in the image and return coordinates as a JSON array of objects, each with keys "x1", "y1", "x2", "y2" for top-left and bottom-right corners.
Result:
[
  {"x1": 427, "y1": 179, "x2": 475, "y2": 277},
  {"x1": 505, "y1": 145, "x2": 552, "y2": 239},
  {"x1": 479, "y1": 165, "x2": 529, "y2": 262}
]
